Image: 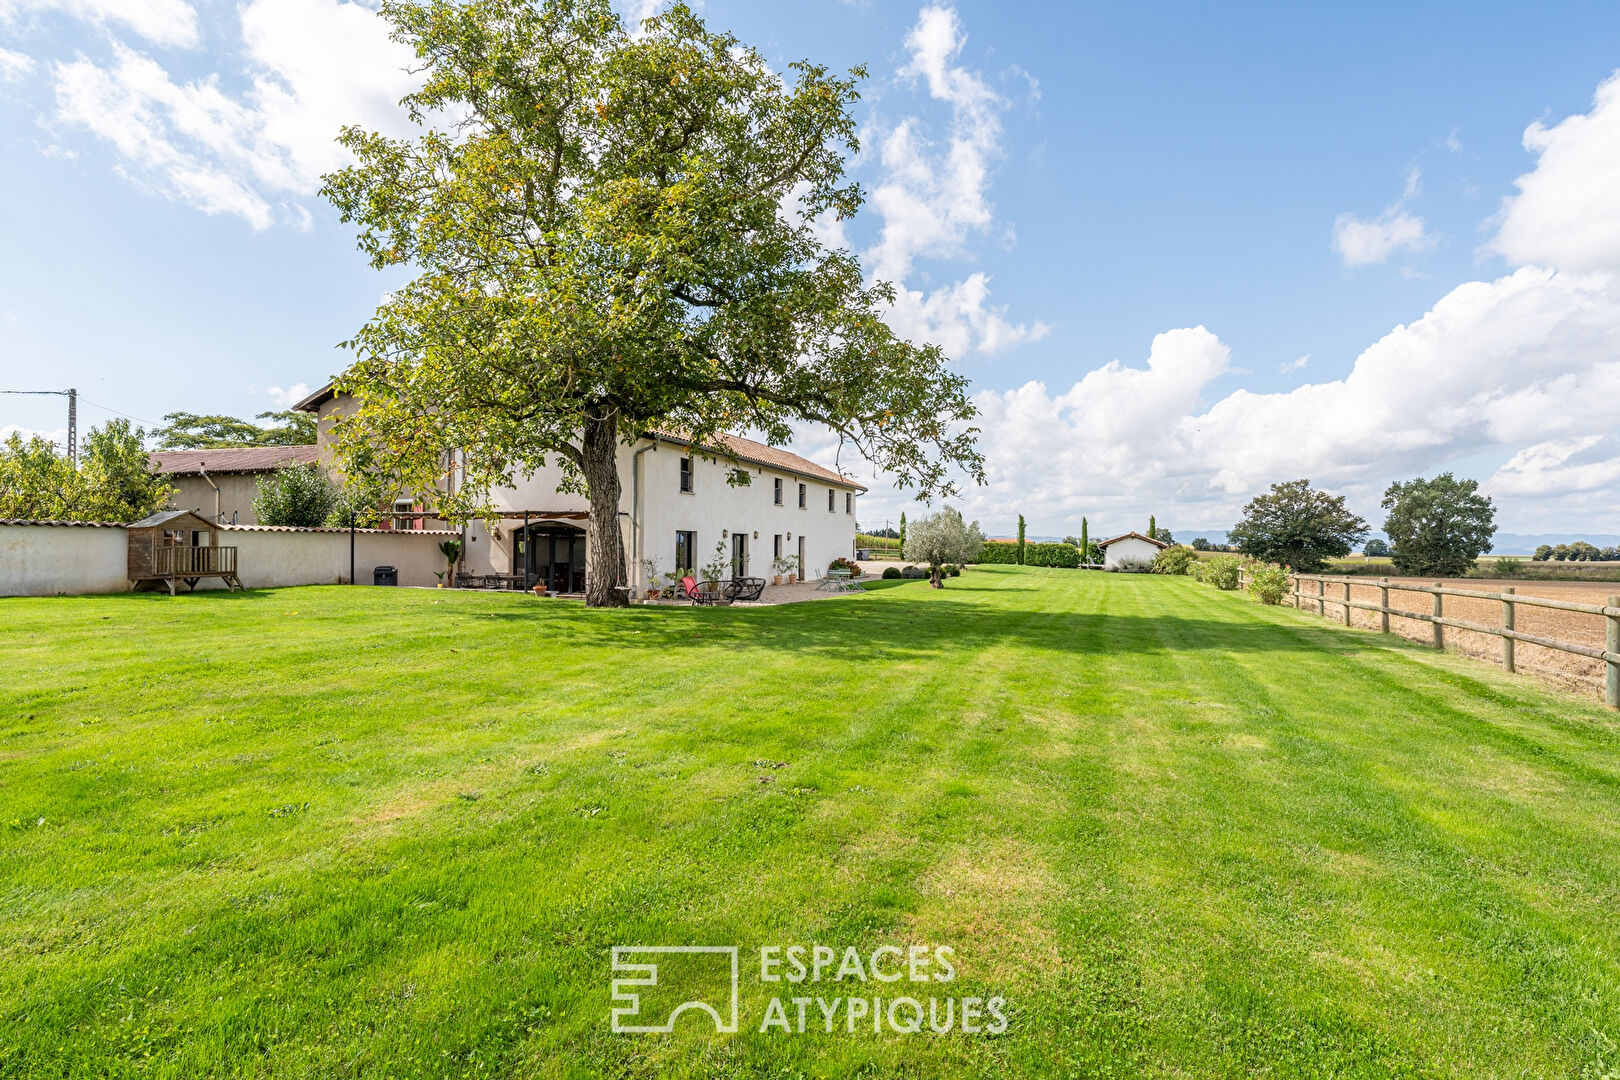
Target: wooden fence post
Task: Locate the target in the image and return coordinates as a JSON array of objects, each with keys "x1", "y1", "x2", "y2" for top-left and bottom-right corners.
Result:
[
  {"x1": 1379, "y1": 578, "x2": 1390, "y2": 634},
  {"x1": 1502, "y1": 587, "x2": 1515, "y2": 673},
  {"x1": 1432, "y1": 585, "x2": 1444, "y2": 650},
  {"x1": 1342, "y1": 581, "x2": 1352, "y2": 626},
  {"x1": 1317, "y1": 577, "x2": 1326, "y2": 617},
  {"x1": 1607, "y1": 595, "x2": 1619, "y2": 711}
]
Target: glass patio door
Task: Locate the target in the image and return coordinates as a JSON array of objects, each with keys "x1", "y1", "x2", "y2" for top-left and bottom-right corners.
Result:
[{"x1": 731, "y1": 532, "x2": 747, "y2": 579}]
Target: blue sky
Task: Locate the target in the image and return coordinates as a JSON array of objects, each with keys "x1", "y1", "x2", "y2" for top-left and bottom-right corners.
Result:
[{"x1": 2, "y1": 1, "x2": 1619, "y2": 541}]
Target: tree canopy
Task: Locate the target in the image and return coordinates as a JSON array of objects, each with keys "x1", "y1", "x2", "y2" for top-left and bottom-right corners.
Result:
[
  {"x1": 320, "y1": 0, "x2": 982, "y2": 605},
  {"x1": 1227, "y1": 479, "x2": 1368, "y2": 573},
  {"x1": 154, "y1": 411, "x2": 316, "y2": 450},
  {"x1": 1381, "y1": 473, "x2": 1496, "y2": 577},
  {"x1": 0, "y1": 420, "x2": 173, "y2": 523}
]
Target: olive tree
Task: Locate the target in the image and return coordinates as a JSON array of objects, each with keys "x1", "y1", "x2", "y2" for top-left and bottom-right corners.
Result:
[
  {"x1": 902, "y1": 506, "x2": 983, "y2": 588},
  {"x1": 320, "y1": 0, "x2": 982, "y2": 605}
]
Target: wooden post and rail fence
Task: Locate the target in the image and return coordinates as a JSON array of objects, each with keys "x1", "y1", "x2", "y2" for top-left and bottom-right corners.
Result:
[{"x1": 1238, "y1": 568, "x2": 1620, "y2": 711}]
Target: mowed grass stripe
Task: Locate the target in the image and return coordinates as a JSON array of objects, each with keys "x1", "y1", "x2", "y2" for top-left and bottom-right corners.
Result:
[{"x1": 2, "y1": 567, "x2": 1618, "y2": 1078}]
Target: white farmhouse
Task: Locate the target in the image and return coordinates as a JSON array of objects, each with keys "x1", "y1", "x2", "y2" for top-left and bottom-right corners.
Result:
[
  {"x1": 1097, "y1": 531, "x2": 1168, "y2": 570},
  {"x1": 293, "y1": 384, "x2": 863, "y2": 596}
]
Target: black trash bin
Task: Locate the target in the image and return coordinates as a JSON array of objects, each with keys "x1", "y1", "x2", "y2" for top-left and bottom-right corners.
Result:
[{"x1": 373, "y1": 565, "x2": 398, "y2": 587}]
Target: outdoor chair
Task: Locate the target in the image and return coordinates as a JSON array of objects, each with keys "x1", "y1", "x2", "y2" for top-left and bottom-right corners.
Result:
[
  {"x1": 724, "y1": 577, "x2": 766, "y2": 602},
  {"x1": 682, "y1": 576, "x2": 732, "y2": 606}
]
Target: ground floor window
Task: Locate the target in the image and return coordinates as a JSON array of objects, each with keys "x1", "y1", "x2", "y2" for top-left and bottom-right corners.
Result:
[{"x1": 675, "y1": 530, "x2": 696, "y2": 575}]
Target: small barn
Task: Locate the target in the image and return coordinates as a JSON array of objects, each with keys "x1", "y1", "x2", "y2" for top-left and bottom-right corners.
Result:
[
  {"x1": 127, "y1": 509, "x2": 242, "y2": 594},
  {"x1": 1098, "y1": 531, "x2": 1168, "y2": 570}
]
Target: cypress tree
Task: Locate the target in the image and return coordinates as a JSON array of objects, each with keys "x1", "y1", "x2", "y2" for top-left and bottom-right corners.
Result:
[
  {"x1": 1149, "y1": 514, "x2": 1156, "y2": 540},
  {"x1": 1016, "y1": 514, "x2": 1027, "y2": 565},
  {"x1": 899, "y1": 512, "x2": 907, "y2": 553},
  {"x1": 1080, "y1": 517, "x2": 1088, "y2": 564}
]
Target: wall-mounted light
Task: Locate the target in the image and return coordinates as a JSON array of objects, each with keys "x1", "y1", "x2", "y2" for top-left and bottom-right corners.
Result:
[
  {"x1": 752, "y1": 530, "x2": 759, "y2": 539},
  {"x1": 787, "y1": 532, "x2": 792, "y2": 540},
  {"x1": 722, "y1": 529, "x2": 729, "y2": 538}
]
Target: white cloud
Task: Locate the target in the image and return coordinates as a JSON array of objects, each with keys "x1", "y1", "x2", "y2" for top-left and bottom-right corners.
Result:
[
  {"x1": 265, "y1": 382, "x2": 312, "y2": 408},
  {"x1": 0, "y1": 0, "x2": 199, "y2": 49},
  {"x1": 1, "y1": 424, "x2": 69, "y2": 447},
  {"x1": 859, "y1": 5, "x2": 1045, "y2": 357},
  {"x1": 1279, "y1": 354, "x2": 1309, "y2": 374},
  {"x1": 0, "y1": 46, "x2": 35, "y2": 81},
  {"x1": 48, "y1": 0, "x2": 418, "y2": 229},
  {"x1": 1331, "y1": 168, "x2": 1434, "y2": 267},
  {"x1": 853, "y1": 265, "x2": 1620, "y2": 535},
  {"x1": 1488, "y1": 70, "x2": 1620, "y2": 273}
]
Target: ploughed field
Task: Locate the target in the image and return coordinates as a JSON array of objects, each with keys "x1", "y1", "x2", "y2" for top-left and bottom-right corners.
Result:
[
  {"x1": 2, "y1": 568, "x2": 1619, "y2": 1079},
  {"x1": 1299, "y1": 576, "x2": 1617, "y2": 699}
]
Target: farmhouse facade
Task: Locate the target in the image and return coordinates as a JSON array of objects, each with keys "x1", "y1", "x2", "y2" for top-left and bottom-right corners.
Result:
[
  {"x1": 292, "y1": 384, "x2": 864, "y2": 596},
  {"x1": 1098, "y1": 531, "x2": 1168, "y2": 569}
]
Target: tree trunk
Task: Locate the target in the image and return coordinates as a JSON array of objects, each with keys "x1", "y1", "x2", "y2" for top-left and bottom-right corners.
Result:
[
  {"x1": 930, "y1": 566, "x2": 943, "y2": 588},
  {"x1": 581, "y1": 412, "x2": 628, "y2": 608}
]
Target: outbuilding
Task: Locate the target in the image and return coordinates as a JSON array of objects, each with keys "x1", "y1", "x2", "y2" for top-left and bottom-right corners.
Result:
[{"x1": 1098, "y1": 531, "x2": 1168, "y2": 570}]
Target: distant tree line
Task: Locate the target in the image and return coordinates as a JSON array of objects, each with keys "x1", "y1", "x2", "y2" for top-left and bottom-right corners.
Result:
[{"x1": 1533, "y1": 542, "x2": 1620, "y2": 562}]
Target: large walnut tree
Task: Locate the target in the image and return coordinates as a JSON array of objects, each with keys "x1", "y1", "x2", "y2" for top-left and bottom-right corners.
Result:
[{"x1": 321, "y1": 0, "x2": 983, "y2": 605}]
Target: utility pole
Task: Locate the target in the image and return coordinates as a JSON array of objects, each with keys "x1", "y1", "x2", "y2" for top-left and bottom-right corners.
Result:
[{"x1": 1, "y1": 388, "x2": 78, "y2": 462}]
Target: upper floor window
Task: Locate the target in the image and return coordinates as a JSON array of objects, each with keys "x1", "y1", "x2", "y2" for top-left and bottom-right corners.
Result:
[
  {"x1": 828, "y1": 488, "x2": 835, "y2": 512},
  {"x1": 773, "y1": 477, "x2": 783, "y2": 505},
  {"x1": 393, "y1": 499, "x2": 416, "y2": 531},
  {"x1": 679, "y1": 456, "x2": 693, "y2": 493},
  {"x1": 845, "y1": 492, "x2": 852, "y2": 514},
  {"x1": 797, "y1": 483, "x2": 806, "y2": 508}
]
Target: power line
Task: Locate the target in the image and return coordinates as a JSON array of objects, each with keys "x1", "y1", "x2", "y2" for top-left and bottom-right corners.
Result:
[{"x1": 0, "y1": 387, "x2": 76, "y2": 460}]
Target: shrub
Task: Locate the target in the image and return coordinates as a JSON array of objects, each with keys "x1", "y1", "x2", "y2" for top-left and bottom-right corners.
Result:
[
  {"x1": 1201, "y1": 554, "x2": 1243, "y2": 591},
  {"x1": 1247, "y1": 563, "x2": 1291, "y2": 605},
  {"x1": 1023, "y1": 542, "x2": 1080, "y2": 568},
  {"x1": 827, "y1": 556, "x2": 860, "y2": 577},
  {"x1": 881, "y1": 566, "x2": 901, "y2": 580},
  {"x1": 1491, "y1": 556, "x2": 1522, "y2": 576},
  {"x1": 976, "y1": 541, "x2": 1019, "y2": 564},
  {"x1": 1108, "y1": 557, "x2": 1155, "y2": 574},
  {"x1": 253, "y1": 463, "x2": 338, "y2": 527},
  {"x1": 900, "y1": 565, "x2": 926, "y2": 579},
  {"x1": 1151, "y1": 545, "x2": 1197, "y2": 575},
  {"x1": 947, "y1": 566, "x2": 960, "y2": 577}
]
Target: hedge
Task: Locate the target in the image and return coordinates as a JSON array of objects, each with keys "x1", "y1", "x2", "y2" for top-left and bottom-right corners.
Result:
[{"x1": 975, "y1": 541, "x2": 1078, "y2": 568}]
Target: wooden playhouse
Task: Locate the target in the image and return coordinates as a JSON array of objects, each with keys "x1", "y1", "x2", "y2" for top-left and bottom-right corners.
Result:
[{"x1": 127, "y1": 509, "x2": 242, "y2": 594}]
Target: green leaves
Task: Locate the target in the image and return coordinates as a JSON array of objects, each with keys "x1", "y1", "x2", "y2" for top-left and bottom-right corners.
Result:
[
  {"x1": 319, "y1": 0, "x2": 982, "y2": 532},
  {"x1": 1228, "y1": 479, "x2": 1368, "y2": 574},
  {"x1": 1381, "y1": 473, "x2": 1496, "y2": 577},
  {"x1": 0, "y1": 420, "x2": 174, "y2": 523}
]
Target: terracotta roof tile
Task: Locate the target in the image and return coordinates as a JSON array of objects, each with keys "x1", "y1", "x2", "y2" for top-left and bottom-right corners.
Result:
[{"x1": 149, "y1": 445, "x2": 321, "y2": 475}]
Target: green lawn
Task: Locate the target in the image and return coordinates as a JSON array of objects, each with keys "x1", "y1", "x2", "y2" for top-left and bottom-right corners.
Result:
[{"x1": 3, "y1": 567, "x2": 1619, "y2": 1078}]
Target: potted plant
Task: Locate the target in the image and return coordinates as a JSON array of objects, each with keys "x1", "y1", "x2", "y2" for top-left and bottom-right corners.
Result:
[
  {"x1": 771, "y1": 555, "x2": 796, "y2": 586},
  {"x1": 701, "y1": 540, "x2": 730, "y2": 586},
  {"x1": 639, "y1": 557, "x2": 663, "y2": 601},
  {"x1": 437, "y1": 538, "x2": 462, "y2": 588}
]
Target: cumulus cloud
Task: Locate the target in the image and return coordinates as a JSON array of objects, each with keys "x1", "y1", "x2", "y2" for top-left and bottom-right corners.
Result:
[
  {"x1": 1488, "y1": 69, "x2": 1620, "y2": 272},
  {"x1": 861, "y1": 5, "x2": 1047, "y2": 356},
  {"x1": 1279, "y1": 354, "x2": 1309, "y2": 374},
  {"x1": 1331, "y1": 167, "x2": 1434, "y2": 267},
  {"x1": 48, "y1": 0, "x2": 418, "y2": 229},
  {"x1": 852, "y1": 266, "x2": 1620, "y2": 534},
  {"x1": 0, "y1": 0, "x2": 199, "y2": 49}
]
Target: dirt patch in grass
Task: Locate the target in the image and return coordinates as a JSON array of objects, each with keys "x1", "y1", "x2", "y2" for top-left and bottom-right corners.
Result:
[{"x1": 910, "y1": 839, "x2": 1062, "y2": 982}]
